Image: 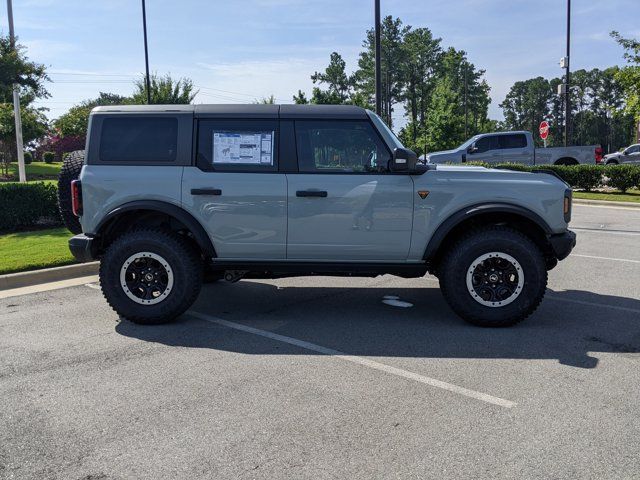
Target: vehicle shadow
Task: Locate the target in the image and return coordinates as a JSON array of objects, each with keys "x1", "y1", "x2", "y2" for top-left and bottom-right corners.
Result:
[{"x1": 115, "y1": 280, "x2": 640, "y2": 369}]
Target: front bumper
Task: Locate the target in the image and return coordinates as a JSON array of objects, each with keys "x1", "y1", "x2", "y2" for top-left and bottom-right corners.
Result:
[
  {"x1": 69, "y1": 234, "x2": 97, "y2": 263},
  {"x1": 549, "y1": 230, "x2": 576, "y2": 261}
]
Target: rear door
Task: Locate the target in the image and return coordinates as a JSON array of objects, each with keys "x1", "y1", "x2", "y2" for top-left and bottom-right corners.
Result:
[
  {"x1": 497, "y1": 133, "x2": 529, "y2": 164},
  {"x1": 286, "y1": 119, "x2": 414, "y2": 261},
  {"x1": 182, "y1": 118, "x2": 287, "y2": 260}
]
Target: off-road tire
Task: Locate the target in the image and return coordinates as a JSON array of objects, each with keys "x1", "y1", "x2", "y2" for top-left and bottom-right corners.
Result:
[
  {"x1": 439, "y1": 226, "x2": 547, "y2": 327},
  {"x1": 57, "y1": 150, "x2": 85, "y2": 234},
  {"x1": 100, "y1": 228, "x2": 203, "y2": 325}
]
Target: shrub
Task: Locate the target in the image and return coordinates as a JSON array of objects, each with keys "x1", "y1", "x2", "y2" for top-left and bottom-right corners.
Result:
[
  {"x1": 43, "y1": 151, "x2": 55, "y2": 164},
  {"x1": 35, "y1": 135, "x2": 85, "y2": 162},
  {"x1": 0, "y1": 182, "x2": 62, "y2": 232},
  {"x1": 606, "y1": 164, "x2": 640, "y2": 193},
  {"x1": 23, "y1": 151, "x2": 33, "y2": 164},
  {"x1": 565, "y1": 165, "x2": 602, "y2": 191}
]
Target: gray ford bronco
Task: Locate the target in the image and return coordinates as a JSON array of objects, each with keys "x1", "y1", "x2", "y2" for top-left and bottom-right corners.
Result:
[{"x1": 64, "y1": 104, "x2": 575, "y2": 327}]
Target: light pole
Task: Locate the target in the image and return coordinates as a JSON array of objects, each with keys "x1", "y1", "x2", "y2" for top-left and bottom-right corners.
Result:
[
  {"x1": 463, "y1": 62, "x2": 468, "y2": 139},
  {"x1": 6, "y1": 0, "x2": 26, "y2": 183},
  {"x1": 141, "y1": 0, "x2": 152, "y2": 104},
  {"x1": 564, "y1": 0, "x2": 571, "y2": 146},
  {"x1": 374, "y1": 0, "x2": 381, "y2": 116}
]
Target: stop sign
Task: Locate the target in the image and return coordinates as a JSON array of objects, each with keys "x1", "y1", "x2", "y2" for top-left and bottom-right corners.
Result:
[{"x1": 539, "y1": 121, "x2": 550, "y2": 140}]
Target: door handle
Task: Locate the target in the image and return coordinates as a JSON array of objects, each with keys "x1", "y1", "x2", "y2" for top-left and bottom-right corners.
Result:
[
  {"x1": 296, "y1": 190, "x2": 327, "y2": 198},
  {"x1": 191, "y1": 188, "x2": 222, "y2": 196}
]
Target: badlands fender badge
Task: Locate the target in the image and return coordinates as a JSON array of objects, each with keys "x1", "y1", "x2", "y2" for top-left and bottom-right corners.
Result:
[{"x1": 417, "y1": 190, "x2": 430, "y2": 200}]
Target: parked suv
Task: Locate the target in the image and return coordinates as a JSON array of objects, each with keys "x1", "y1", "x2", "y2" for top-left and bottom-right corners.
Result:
[{"x1": 65, "y1": 104, "x2": 575, "y2": 327}]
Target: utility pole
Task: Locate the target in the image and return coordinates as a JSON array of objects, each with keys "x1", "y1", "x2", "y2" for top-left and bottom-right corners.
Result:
[
  {"x1": 564, "y1": 0, "x2": 571, "y2": 147},
  {"x1": 6, "y1": 0, "x2": 26, "y2": 183},
  {"x1": 374, "y1": 0, "x2": 381, "y2": 116},
  {"x1": 463, "y1": 62, "x2": 468, "y2": 139},
  {"x1": 141, "y1": 0, "x2": 152, "y2": 104}
]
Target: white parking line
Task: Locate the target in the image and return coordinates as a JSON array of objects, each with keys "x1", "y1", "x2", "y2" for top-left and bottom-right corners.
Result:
[
  {"x1": 546, "y1": 295, "x2": 640, "y2": 314},
  {"x1": 572, "y1": 254, "x2": 640, "y2": 264},
  {"x1": 574, "y1": 204, "x2": 640, "y2": 211},
  {"x1": 188, "y1": 310, "x2": 516, "y2": 409},
  {"x1": 572, "y1": 227, "x2": 640, "y2": 236},
  {"x1": 0, "y1": 275, "x2": 99, "y2": 299}
]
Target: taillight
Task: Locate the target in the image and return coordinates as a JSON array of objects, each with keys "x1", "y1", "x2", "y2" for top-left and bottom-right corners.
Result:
[
  {"x1": 595, "y1": 146, "x2": 603, "y2": 164},
  {"x1": 71, "y1": 180, "x2": 83, "y2": 216},
  {"x1": 564, "y1": 189, "x2": 572, "y2": 222}
]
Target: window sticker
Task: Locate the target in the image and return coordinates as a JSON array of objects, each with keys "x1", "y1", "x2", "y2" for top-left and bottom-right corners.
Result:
[{"x1": 213, "y1": 131, "x2": 274, "y2": 165}]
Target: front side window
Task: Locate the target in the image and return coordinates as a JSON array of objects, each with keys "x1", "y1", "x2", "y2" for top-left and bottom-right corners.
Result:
[
  {"x1": 474, "y1": 135, "x2": 499, "y2": 154},
  {"x1": 295, "y1": 120, "x2": 391, "y2": 173},
  {"x1": 99, "y1": 117, "x2": 178, "y2": 162},
  {"x1": 197, "y1": 119, "x2": 278, "y2": 172},
  {"x1": 626, "y1": 145, "x2": 640, "y2": 154}
]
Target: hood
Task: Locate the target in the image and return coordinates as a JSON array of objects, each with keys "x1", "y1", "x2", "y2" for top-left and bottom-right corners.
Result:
[
  {"x1": 604, "y1": 151, "x2": 622, "y2": 159},
  {"x1": 425, "y1": 149, "x2": 463, "y2": 164}
]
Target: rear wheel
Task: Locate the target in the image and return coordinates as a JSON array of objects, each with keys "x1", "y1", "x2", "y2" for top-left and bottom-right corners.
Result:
[
  {"x1": 439, "y1": 226, "x2": 547, "y2": 327},
  {"x1": 57, "y1": 150, "x2": 85, "y2": 234},
  {"x1": 554, "y1": 157, "x2": 578, "y2": 166},
  {"x1": 100, "y1": 229, "x2": 203, "y2": 324}
]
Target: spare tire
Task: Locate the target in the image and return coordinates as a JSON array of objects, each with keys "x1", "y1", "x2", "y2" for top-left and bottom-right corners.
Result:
[{"x1": 57, "y1": 150, "x2": 85, "y2": 234}]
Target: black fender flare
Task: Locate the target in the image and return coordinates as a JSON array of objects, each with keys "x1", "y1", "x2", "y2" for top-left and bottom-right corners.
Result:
[
  {"x1": 93, "y1": 200, "x2": 216, "y2": 257},
  {"x1": 422, "y1": 202, "x2": 553, "y2": 261}
]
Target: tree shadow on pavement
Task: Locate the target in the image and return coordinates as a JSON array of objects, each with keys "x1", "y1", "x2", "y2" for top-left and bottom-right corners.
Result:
[{"x1": 115, "y1": 280, "x2": 640, "y2": 369}]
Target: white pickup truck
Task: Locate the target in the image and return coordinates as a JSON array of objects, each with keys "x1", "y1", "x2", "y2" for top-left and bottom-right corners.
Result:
[{"x1": 426, "y1": 131, "x2": 603, "y2": 166}]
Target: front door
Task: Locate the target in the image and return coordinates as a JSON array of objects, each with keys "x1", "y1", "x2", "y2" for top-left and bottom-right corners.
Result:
[
  {"x1": 182, "y1": 118, "x2": 287, "y2": 260},
  {"x1": 286, "y1": 119, "x2": 414, "y2": 261}
]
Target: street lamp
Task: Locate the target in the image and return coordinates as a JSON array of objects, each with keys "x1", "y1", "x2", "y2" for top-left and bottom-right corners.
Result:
[{"x1": 141, "y1": 0, "x2": 152, "y2": 104}]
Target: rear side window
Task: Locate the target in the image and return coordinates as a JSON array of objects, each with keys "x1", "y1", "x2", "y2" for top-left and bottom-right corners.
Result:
[
  {"x1": 500, "y1": 134, "x2": 527, "y2": 149},
  {"x1": 197, "y1": 119, "x2": 278, "y2": 172},
  {"x1": 99, "y1": 117, "x2": 178, "y2": 163}
]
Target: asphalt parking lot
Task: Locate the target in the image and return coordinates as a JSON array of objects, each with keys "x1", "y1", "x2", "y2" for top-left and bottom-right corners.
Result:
[{"x1": 1, "y1": 203, "x2": 639, "y2": 480}]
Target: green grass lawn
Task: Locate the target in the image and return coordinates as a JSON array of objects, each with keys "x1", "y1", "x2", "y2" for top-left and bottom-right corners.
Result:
[
  {"x1": 574, "y1": 189, "x2": 640, "y2": 203},
  {"x1": 0, "y1": 227, "x2": 76, "y2": 275},
  {"x1": 1, "y1": 161, "x2": 62, "y2": 182}
]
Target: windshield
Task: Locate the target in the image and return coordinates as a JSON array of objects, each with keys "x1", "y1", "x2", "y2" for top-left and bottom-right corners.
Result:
[
  {"x1": 367, "y1": 111, "x2": 404, "y2": 149},
  {"x1": 457, "y1": 135, "x2": 480, "y2": 150}
]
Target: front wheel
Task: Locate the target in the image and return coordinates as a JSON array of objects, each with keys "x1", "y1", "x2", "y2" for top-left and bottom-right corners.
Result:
[
  {"x1": 439, "y1": 226, "x2": 547, "y2": 327},
  {"x1": 100, "y1": 229, "x2": 203, "y2": 324}
]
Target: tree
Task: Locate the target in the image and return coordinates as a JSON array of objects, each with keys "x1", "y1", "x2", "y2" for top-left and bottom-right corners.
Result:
[
  {"x1": 293, "y1": 90, "x2": 309, "y2": 104},
  {"x1": 424, "y1": 76, "x2": 463, "y2": 151},
  {"x1": 611, "y1": 31, "x2": 640, "y2": 140},
  {"x1": 500, "y1": 77, "x2": 552, "y2": 146},
  {"x1": 310, "y1": 52, "x2": 354, "y2": 104},
  {"x1": 0, "y1": 35, "x2": 49, "y2": 105},
  {"x1": 354, "y1": 16, "x2": 410, "y2": 126},
  {"x1": 131, "y1": 73, "x2": 197, "y2": 104},
  {"x1": 0, "y1": 103, "x2": 47, "y2": 176},
  {"x1": 401, "y1": 28, "x2": 442, "y2": 145},
  {"x1": 254, "y1": 94, "x2": 276, "y2": 104},
  {"x1": 54, "y1": 92, "x2": 129, "y2": 137},
  {"x1": 0, "y1": 35, "x2": 49, "y2": 172}
]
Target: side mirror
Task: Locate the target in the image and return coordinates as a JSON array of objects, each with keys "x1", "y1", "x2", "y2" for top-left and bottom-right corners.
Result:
[
  {"x1": 390, "y1": 147, "x2": 418, "y2": 172},
  {"x1": 468, "y1": 144, "x2": 478, "y2": 154}
]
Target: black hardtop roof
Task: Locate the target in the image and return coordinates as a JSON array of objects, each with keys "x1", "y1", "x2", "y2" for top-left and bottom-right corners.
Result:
[{"x1": 92, "y1": 104, "x2": 369, "y2": 119}]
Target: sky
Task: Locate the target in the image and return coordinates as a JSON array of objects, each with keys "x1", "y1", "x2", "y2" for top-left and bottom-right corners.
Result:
[{"x1": 2, "y1": 0, "x2": 639, "y2": 129}]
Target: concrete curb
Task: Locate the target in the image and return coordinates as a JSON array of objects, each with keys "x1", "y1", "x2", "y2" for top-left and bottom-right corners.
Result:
[
  {"x1": 574, "y1": 198, "x2": 640, "y2": 208},
  {"x1": 0, "y1": 262, "x2": 99, "y2": 291}
]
